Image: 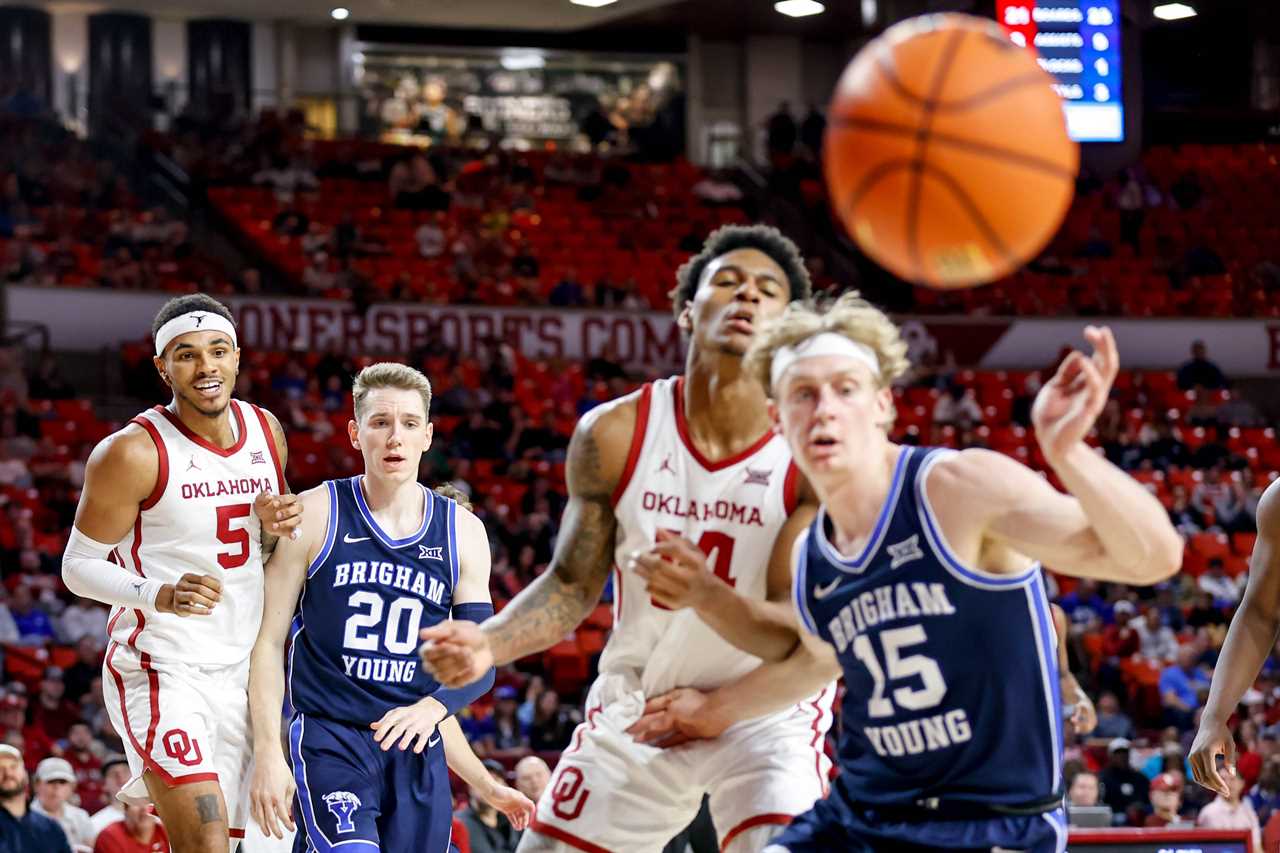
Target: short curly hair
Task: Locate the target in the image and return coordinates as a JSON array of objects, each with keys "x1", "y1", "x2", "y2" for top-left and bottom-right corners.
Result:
[
  {"x1": 670, "y1": 225, "x2": 812, "y2": 319},
  {"x1": 151, "y1": 294, "x2": 235, "y2": 338}
]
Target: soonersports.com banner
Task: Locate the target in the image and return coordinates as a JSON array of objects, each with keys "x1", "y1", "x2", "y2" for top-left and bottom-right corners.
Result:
[{"x1": 10, "y1": 285, "x2": 1280, "y2": 375}]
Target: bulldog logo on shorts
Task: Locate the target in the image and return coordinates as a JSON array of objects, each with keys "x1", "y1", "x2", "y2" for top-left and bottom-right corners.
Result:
[{"x1": 323, "y1": 791, "x2": 361, "y2": 833}]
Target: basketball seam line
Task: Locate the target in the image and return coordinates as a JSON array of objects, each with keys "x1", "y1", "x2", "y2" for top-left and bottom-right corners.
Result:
[
  {"x1": 842, "y1": 159, "x2": 918, "y2": 227},
  {"x1": 909, "y1": 27, "x2": 970, "y2": 283},
  {"x1": 874, "y1": 59, "x2": 1050, "y2": 113},
  {"x1": 828, "y1": 115, "x2": 1076, "y2": 181},
  {"x1": 919, "y1": 162, "x2": 1018, "y2": 267}
]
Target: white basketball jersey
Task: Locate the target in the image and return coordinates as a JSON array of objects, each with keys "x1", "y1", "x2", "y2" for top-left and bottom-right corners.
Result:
[
  {"x1": 604, "y1": 376, "x2": 800, "y2": 697},
  {"x1": 109, "y1": 400, "x2": 282, "y2": 666}
]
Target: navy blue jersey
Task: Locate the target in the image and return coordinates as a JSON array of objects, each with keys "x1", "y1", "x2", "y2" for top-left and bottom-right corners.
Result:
[
  {"x1": 795, "y1": 446, "x2": 1062, "y2": 808},
  {"x1": 289, "y1": 476, "x2": 457, "y2": 726}
]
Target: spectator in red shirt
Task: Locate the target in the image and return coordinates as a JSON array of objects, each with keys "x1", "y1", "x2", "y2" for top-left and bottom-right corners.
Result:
[
  {"x1": 0, "y1": 693, "x2": 52, "y2": 770},
  {"x1": 60, "y1": 722, "x2": 102, "y2": 793},
  {"x1": 31, "y1": 667, "x2": 80, "y2": 741},
  {"x1": 93, "y1": 802, "x2": 168, "y2": 853}
]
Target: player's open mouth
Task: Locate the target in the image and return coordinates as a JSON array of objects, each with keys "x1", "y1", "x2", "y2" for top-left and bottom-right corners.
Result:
[
  {"x1": 193, "y1": 380, "x2": 222, "y2": 399},
  {"x1": 725, "y1": 310, "x2": 754, "y2": 333},
  {"x1": 384, "y1": 454, "x2": 405, "y2": 465}
]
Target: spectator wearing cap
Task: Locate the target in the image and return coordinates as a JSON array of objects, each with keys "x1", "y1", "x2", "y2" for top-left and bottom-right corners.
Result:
[
  {"x1": 89, "y1": 756, "x2": 129, "y2": 838},
  {"x1": 1100, "y1": 738, "x2": 1150, "y2": 824},
  {"x1": 0, "y1": 743, "x2": 71, "y2": 852},
  {"x1": 477, "y1": 686, "x2": 529, "y2": 755},
  {"x1": 92, "y1": 801, "x2": 168, "y2": 853},
  {"x1": 32, "y1": 667, "x2": 80, "y2": 741},
  {"x1": 1143, "y1": 773, "x2": 1186, "y2": 828},
  {"x1": 457, "y1": 759, "x2": 519, "y2": 853},
  {"x1": 31, "y1": 756, "x2": 94, "y2": 851},
  {"x1": 1197, "y1": 769, "x2": 1261, "y2": 852}
]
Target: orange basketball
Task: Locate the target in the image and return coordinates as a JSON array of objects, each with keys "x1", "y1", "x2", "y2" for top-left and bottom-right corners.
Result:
[{"x1": 824, "y1": 13, "x2": 1079, "y2": 290}]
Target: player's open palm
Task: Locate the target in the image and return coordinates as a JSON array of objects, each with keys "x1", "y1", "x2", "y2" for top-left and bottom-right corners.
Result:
[
  {"x1": 481, "y1": 784, "x2": 535, "y2": 830},
  {"x1": 419, "y1": 621, "x2": 493, "y2": 688},
  {"x1": 371, "y1": 697, "x2": 446, "y2": 753},
  {"x1": 1032, "y1": 325, "x2": 1118, "y2": 463},
  {"x1": 626, "y1": 688, "x2": 729, "y2": 748},
  {"x1": 249, "y1": 753, "x2": 296, "y2": 840},
  {"x1": 1189, "y1": 720, "x2": 1238, "y2": 798}
]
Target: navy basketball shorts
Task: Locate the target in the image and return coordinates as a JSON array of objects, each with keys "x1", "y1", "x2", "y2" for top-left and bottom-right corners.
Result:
[
  {"x1": 288, "y1": 711, "x2": 452, "y2": 853},
  {"x1": 767, "y1": 795, "x2": 1068, "y2": 853}
]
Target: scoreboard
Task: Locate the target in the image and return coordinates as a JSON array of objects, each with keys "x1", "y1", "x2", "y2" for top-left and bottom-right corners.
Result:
[{"x1": 996, "y1": 0, "x2": 1125, "y2": 143}]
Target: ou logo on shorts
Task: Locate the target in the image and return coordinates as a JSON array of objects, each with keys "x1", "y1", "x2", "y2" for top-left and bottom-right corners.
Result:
[
  {"x1": 162, "y1": 730, "x2": 203, "y2": 767},
  {"x1": 550, "y1": 767, "x2": 590, "y2": 821}
]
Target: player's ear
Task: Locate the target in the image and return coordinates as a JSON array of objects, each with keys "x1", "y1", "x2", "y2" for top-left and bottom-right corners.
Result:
[
  {"x1": 423, "y1": 422, "x2": 434, "y2": 452},
  {"x1": 875, "y1": 385, "x2": 893, "y2": 428},
  {"x1": 676, "y1": 302, "x2": 693, "y2": 333},
  {"x1": 347, "y1": 419, "x2": 360, "y2": 449},
  {"x1": 151, "y1": 355, "x2": 170, "y2": 388},
  {"x1": 767, "y1": 398, "x2": 782, "y2": 433}
]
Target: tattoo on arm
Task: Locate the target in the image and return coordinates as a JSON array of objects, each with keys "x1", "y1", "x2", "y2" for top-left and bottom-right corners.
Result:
[
  {"x1": 194, "y1": 793, "x2": 223, "y2": 824},
  {"x1": 484, "y1": 424, "x2": 616, "y2": 666}
]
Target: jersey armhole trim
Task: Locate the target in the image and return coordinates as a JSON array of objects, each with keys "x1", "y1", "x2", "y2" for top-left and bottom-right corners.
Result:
[
  {"x1": 306, "y1": 480, "x2": 339, "y2": 579},
  {"x1": 783, "y1": 460, "x2": 801, "y2": 515},
  {"x1": 792, "y1": 529, "x2": 820, "y2": 636},
  {"x1": 610, "y1": 383, "x2": 653, "y2": 507},
  {"x1": 447, "y1": 497, "x2": 460, "y2": 591},
  {"x1": 249, "y1": 404, "x2": 286, "y2": 494},
  {"x1": 915, "y1": 449, "x2": 1039, "y2": 590},
  {"x1": 129, "y1": 417, "x2": 168, "y2": 511}
]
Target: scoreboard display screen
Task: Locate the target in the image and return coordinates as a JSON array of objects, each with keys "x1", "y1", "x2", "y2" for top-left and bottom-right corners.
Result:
[{"x1": 996, "y1": 0, "x2": 1125, "y2": 142}]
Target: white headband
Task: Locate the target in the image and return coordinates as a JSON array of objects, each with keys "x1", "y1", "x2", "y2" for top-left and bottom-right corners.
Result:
[
  {"x1": 770, "y1": 332, "x2": 881, "y2": 390},
  {"x1": 154, "y1": 311, "x2": 238, "y2": 357}
]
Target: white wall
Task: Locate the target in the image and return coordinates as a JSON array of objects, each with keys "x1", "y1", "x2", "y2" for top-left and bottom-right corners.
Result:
[{"x1": 50, "y1": 11, "x2": 87, "y2": 128}]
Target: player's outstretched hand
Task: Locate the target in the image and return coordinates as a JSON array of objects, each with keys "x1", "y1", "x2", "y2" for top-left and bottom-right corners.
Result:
[
  {"x1": 1032, "y1": 325, "x2": 1119, "y2": 464},
  {"x1": 254, "y1": 492, "x2": 302, "y2": 541},
  {"x1": 420, "y1": 621, "x2": 494, "y2": 688},
  {"x1": 370, "y1": 697, "x2": 447, "y2": 753},
  {"x1": 629, "y1": 530, "x2": 721, "y2": 611},
  {"x1": 481, "y1": 784, "x2": 535, "y2": 831},
  {"x1": 625, "y1": 687, "x2": 730, "y2": 749},
  {"x1": 249, "y1": 753, "x2": 297, "y2": 840},
  {"x1": 155, "y1": 573, "x2": 221, "y2": 617},
  {"x1": 1190, "y1": 719, "x2": 1238, "y2": 798}
]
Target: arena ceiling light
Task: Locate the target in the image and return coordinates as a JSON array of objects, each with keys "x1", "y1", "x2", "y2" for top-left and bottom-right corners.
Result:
[
  {"x1": 330, "y1": 7, "x2": 350, "y2": 20},
  {"x1": 775, "y1": 0, "x2": 825, "y2": 17},
  {"x1": 569, "y1": 0, "x2": 618, "y2": 7},
  {"x1": 1152, "y1": 3, "x2": 1196, "y2": 20}
]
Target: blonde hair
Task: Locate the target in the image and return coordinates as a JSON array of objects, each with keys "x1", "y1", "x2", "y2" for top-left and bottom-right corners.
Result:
[
  {"x1": 745, "y1": 292, "x2": 911, "y2": 421},
  {"x1": 352, "y1": 362, "x2": 433, "y2": 422},
  {"x1": 433, "y1": 483, "x2": 473, "y2": 511}
]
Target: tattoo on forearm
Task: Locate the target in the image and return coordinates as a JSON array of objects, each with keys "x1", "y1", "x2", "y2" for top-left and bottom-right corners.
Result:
[
  {"x1": 194, "y1": 793, "x2": 222, "y2": 824},
  {"x1": 486, "y1": 426, "x2": 616, "y2": 665}
]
